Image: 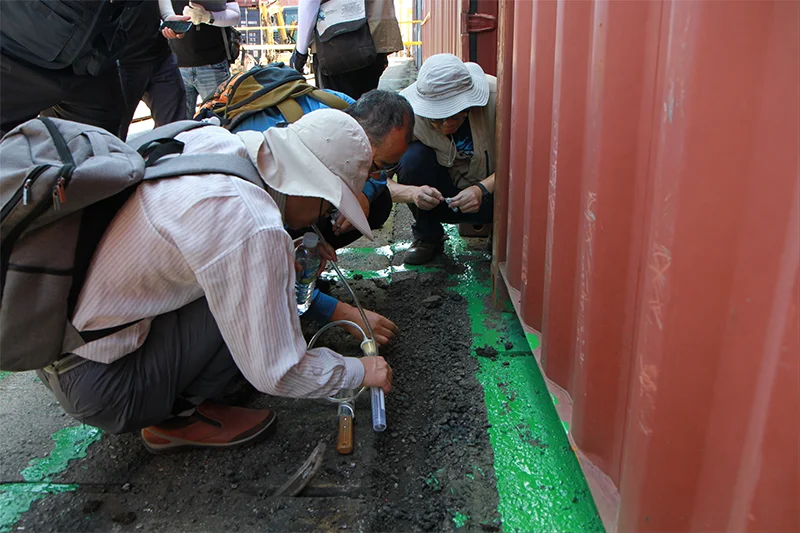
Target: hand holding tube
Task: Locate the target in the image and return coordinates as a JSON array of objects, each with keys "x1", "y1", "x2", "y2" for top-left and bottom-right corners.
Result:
[{"x1": 360, "y1": 356, "x2": 392, "y2": 393}]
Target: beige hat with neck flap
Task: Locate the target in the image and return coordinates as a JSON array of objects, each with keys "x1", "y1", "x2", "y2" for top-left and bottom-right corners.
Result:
[{"x1": 237, "y1": 108, "x2": 374, "y2": 240}]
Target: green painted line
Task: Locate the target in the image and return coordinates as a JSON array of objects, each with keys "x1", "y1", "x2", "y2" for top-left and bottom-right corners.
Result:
[
  {"x1": 0, "y1": 371, "x2": 10, "y2": 384},
  {"x1": 0, "y1": 425, "x2": 102, "y2": 532},
  {"x1": 443, "y1": 226, "x2": 604, "y2": 533}
]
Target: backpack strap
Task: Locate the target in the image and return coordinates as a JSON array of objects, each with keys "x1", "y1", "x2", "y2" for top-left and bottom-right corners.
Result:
[
  {"x1": 221, "y1": 27, "x2": 233, "y2": 62},
  {"x1": 143, "y1": 153, "x2": 263, "y2": 189},
  {"x1": 126, "y1": 120, "x2": 210, "y2": 150},
  {"x1": 275, "y1": 99, "x2": 305, "y2": 123},
  {"x1": 307, "y1": 89, "x2": 351, "y2": 111},
  {"x1": 269, "y1": 88, "x2": 348, "y2": 127},
  {"x1": 129, "y1": 120, "x2": 263, "y2": 187}
]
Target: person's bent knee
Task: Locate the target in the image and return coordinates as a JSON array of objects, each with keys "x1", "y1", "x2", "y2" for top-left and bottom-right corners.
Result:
[
  {"x1": 369, "y1": 187, "x2": 393, "y2": 229},
  {"x1": 397, "y1": 142, "x2": 440, "y2": 186}
]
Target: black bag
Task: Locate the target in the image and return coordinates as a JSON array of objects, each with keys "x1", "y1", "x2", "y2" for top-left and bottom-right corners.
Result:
[
  {"x1": 314, "y1": 0, "x2": 377, "y2": 76},
  {"x1": 0, "y1": 0, "x2": 137, "y2": 75}
]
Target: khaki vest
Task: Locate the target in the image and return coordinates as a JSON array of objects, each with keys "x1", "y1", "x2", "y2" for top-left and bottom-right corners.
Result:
[{"x1": 412, "y1": 75, "x2": 497, "y2": 189}]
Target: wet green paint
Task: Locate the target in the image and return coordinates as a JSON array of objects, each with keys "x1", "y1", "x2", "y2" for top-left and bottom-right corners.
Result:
[
  {"x1": 0, "y1": 426, "x2": 102, "y2": 532},
  {"x1": 425, "y1": 469, "x2": 444, "y2": 492},
  {"x1": 21, "y1": 426, "x2": 102, "y2": 481},
  {"x1": 0, "y1": 484, "x2": 76, "y2": 532},
  {"x1": 337, "y1": 245, "x2": 394, "y2": 258},
  {"x1": 452, "y1": 511, "x2": 470, "y2": 528},
  {"x1": 526, "y1": 332, "x2": 542, "y2": 351},
  {"x1": 320, "y1": 263, "x2": 441, "y2": 282},
  {"x1": 443, "y1": 226, "x2": 604, "y2": 533}
]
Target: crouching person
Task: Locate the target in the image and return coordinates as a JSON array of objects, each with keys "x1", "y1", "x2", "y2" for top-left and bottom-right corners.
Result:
[
  {"x1": 390, "y1": 54, "x2": 497, "y2": 265},
  {"x1": 35, "y1": 110, "x2": 392, "y2": 452}
]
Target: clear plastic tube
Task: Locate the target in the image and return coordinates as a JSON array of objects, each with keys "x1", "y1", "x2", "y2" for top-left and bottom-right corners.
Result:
[
  {"x1": 311, "y1": 225, "x2": 387, "y2": 433},
  {"x1": 370, "y1": 387, "x2": 386, "y2": 432}
]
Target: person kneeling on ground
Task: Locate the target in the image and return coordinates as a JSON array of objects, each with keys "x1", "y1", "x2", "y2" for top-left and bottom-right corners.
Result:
[
  {"x1": 388, "y1": 54, "x2": 497, "y2": 265},
  {"x1": 38, "y1": 110, "x2": 392, "y2": 453},
  {"x1": 234, "y1": 89, "x2": 414, "y2": 344}
]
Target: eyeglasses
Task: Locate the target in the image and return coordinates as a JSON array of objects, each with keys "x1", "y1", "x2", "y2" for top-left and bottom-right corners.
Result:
[
  {"x1": 370, "y1": 161, "x2": 400, "y2": 179},
  {"x1": 430, "y1": 110, "x2": 469, "y2": 126}
]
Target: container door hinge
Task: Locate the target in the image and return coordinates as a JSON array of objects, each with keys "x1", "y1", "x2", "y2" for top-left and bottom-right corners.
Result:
[{"x1": 462, "y1": 12, "x2": 497, "y2": 34}]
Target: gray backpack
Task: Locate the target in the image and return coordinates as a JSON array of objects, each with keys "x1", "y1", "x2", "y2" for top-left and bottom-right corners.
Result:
[{"x1": 0, "y1": 117, "x2": 263, "y2": 371}]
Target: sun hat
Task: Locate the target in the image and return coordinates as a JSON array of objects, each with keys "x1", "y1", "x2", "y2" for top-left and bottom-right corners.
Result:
[
  {"x1": 236, "y1": 109, "x2": 374, "y2": 240},
  {"x1": 400, "y1": 54, "x2": 490, "y2": 120}
]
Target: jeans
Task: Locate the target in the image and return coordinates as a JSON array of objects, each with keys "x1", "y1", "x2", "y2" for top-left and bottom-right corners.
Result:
[
  {"x1": 118, "y1": 53, "x2": 186, "y2": 140},
  {"x1": 180, "y1": 60, "x2": 230, "y2": 119},
  {"x1": 37, "y1": 298, "x2": 239, "y2": 434},
  {"x1": 397, "y1": 141, "x2": 494, "y2": 241}
]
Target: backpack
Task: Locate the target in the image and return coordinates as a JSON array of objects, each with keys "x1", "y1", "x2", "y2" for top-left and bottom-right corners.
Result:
[
  {"x1": 0, "y1": 117, "x2": 263, "y2": 372},
  {"x1": 221, "y1": 27, "x2": 243, "y2": 64},
  {"x1": 194, "y1": 64, "x2": 350, "y2": 129},
  {"x1": 0, "y1": 0, "x2": 138, "y2": 76}
]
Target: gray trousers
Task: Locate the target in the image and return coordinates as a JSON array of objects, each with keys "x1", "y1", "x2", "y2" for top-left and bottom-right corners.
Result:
[{"x1": 38, "y1": 298, "x2": 239, "y2": 434}]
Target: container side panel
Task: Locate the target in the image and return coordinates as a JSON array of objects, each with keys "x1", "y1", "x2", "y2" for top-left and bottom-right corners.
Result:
[
  {"x1": 619, "y1": 1, "x2": 800, "y2": 531},
  {"x1": 505, "y1": 0, "x2": 535, "y2": 291},
  {"x1": 519, "y1": 0, "x2": 557, "y2": 331}
]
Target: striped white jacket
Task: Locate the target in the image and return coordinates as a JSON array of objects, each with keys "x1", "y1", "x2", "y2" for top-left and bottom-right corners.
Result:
[{"x1": 71, "y1": 126, "x2": 364, "y2": 398}]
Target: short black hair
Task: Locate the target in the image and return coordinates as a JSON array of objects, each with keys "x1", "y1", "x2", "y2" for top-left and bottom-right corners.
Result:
[{"x1": 345, "y1": 90, "x2": 415, "y2": 146}]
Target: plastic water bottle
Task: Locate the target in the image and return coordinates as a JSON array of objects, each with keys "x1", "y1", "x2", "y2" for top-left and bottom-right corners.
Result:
[{"x1": 295, "y1": 232, "x2": 322, "y2": 315}]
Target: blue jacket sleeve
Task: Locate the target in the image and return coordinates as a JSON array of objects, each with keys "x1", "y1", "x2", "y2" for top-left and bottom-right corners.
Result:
[
  {"x1": 305, "y1": 289, "x2": 339, "y2": 323},
  {"x1": 362, "y1": 175, "x2": 387, "y2": 204}
]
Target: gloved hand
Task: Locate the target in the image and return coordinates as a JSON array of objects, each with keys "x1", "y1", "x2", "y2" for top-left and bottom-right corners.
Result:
[
  {"x1": 290, "y1": 48, "x2": 308, "y2": 73},
  {"x1": 183, "y1": 2, "x2": 212, "y2": 25}
]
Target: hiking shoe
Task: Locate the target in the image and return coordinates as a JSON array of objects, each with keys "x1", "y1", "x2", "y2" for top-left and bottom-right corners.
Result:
[
  {"x1": 141, "y1": 402, "x2": 277, "y2": 454},
  {"x1": 404, "y1": 238, "x2": 445, "y2": 265}
]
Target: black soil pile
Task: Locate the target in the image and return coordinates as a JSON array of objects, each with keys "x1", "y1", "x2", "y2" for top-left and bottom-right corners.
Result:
[{"x1": 359, "y1": 271, "x2": 501, "y2": 532}]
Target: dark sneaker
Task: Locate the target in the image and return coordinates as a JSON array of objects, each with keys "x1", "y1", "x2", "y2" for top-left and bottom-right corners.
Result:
[
  {"x1": 141, "y1": 402, "x2": 277, "y2": 454},
  {"x1": 404, "y1": 238, "x2": 445, "y2": 265}
]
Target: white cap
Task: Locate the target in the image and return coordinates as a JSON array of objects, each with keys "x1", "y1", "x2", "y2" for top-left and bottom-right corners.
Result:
[
  {"x1": 237, "y1": 109, "x2": 374, "y2": 240},
  {"x1": 302, "y1": 232, "x2": 319, "y2": 249},
  {"x1": 400, "y1": 54, "x2": 490, "y2": 119}
]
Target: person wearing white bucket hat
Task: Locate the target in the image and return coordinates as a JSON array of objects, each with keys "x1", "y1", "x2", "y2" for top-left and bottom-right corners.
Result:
[
  {"x1": 390, "y1": 54, "x2": 497, "y2": 265},
  {"x1": 43, "y1": 109, "x2": 393, "y2": 453},
  {"x1": 236, "y1": 91, "x2": 413, "y2": 345}
]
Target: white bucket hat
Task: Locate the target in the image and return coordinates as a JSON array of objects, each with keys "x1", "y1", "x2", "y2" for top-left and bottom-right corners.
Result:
[
  {"x1": 236, "y1": 109, "x2": 374, "y2": 240},
  {"x1": 400, "y1": 54, "x2": 490, "y2": 120}
]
